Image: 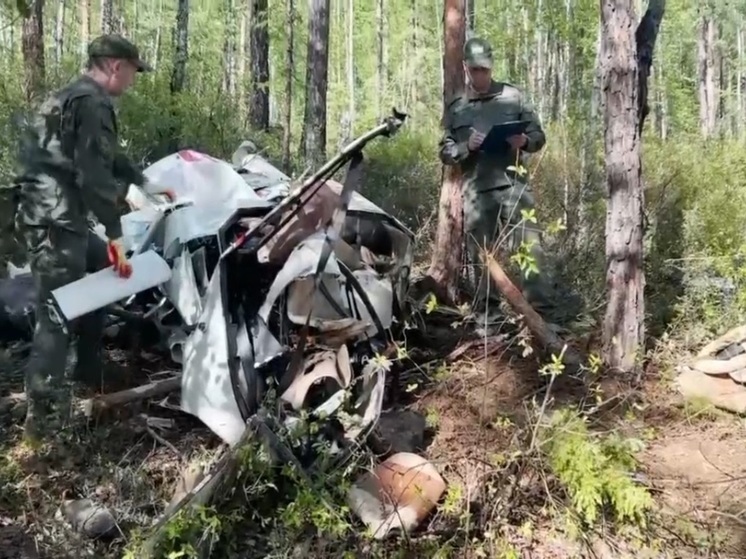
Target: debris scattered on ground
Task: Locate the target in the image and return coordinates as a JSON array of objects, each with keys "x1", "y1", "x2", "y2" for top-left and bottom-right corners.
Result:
[
  {"x1": 677, "y1": 324, "x2": 746, "y2": 413},
  {"x1": 57, "y1": 499, "x2": 119, "y2": 540},
  {"x1": 346, "y1": 452, "x2": 446, "y2": 540}
]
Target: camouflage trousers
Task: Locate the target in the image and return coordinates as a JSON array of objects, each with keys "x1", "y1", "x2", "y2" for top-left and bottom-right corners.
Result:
[
  {"x1": 463, "y1": 182, "x2": 559, "y2": 318},
  {"x1": 22, "y1": 224, "x2": 109, "y2": 439}
]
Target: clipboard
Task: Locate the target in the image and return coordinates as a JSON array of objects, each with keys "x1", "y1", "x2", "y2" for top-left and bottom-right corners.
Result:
[{"x1": 479, "y1": 120, "x2": 532, "y2": 154}]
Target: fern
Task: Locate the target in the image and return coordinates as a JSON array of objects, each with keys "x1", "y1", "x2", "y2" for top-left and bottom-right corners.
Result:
[{"x1": 542, "y1": 408, "x2": 653, "y2": 527}]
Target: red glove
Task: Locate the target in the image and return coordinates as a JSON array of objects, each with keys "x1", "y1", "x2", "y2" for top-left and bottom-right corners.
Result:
[{"x1": 107, "y1": 239, "x2": 132, "y2": 278}]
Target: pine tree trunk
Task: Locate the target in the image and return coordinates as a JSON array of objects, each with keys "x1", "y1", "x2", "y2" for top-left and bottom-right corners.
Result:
[
  {"x1": 248, "y1": 0, "x2": 270, "y2": 130},
  {"x1": 426, "y1": 0, "x2": 465, "y2": 304},
  {"x1": 300, "y1": 0, "x2": 330, "y2": 170}
]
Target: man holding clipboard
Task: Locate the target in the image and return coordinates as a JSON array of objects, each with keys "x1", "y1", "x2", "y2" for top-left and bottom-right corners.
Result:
[{"x1": 438, "y1": 37, "x2": 568, "y2": 326}]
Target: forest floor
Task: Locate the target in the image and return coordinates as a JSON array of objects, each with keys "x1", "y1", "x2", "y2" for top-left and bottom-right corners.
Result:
[{"x1": 1, "y1": 311, "x2": 745, "y2": 558}]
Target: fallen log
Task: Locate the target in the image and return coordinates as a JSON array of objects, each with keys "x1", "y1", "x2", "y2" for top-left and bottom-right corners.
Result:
[
  {"x1": 482, "y1": 252, "x2": 581, "y2": 367},
  {"x1": 77, "y1": 376, "x2": 181, "y2": 417}
]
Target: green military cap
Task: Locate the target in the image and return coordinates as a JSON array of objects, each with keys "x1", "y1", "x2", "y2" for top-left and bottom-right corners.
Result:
[
  {"x1": 88, "y1": 34, "x2": 152, "y2": 72},
  {"x1": 463, "y1": 37, "x2": 493, "y2": 69}
]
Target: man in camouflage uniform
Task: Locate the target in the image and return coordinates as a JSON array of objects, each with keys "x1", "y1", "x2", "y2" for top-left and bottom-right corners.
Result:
[
  {"x1": 439, "y1": 37, "x2": 566, "y2": 324},
  {"x1": 10, "y1": 35, "x2": 165, "y2": 443}
]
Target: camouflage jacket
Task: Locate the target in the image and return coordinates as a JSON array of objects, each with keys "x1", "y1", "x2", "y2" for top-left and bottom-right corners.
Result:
[
  {"x1": 12, "y1": 75, "x2": 145, "y2": 240},
  {"x1": 438, "y1": 80, "x2": 545, "y2": 192}
]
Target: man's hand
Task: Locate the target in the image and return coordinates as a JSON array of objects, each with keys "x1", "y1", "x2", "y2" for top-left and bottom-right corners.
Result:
[
  {"x1": 507, "y1": 134, "x2": 528, "y2": 150},
  {"x1": 468, "y1": 128, "x2": 486, "y2": 152},
  {"x1": 106, "y1": 239, "x2": 132, "y2": 278},
  {"x1": 152, "y1": 188, "x2": 176, "y2": 201}
]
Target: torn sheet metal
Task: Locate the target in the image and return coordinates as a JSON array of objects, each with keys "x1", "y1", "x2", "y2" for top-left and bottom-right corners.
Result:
[
  {"x1": 161, "y1": 203, "x2": 269, "y2": 259},
  {"x1": 180, "y1": 267, "x2": 245, "y2": 447},
  {"x1": 144, "y1": 150, "x2": 264, "y2": 208},
  {"x1": 257, "y1": 233, "x2": 342, "y2": 325},
  {"x1": 164, "y1": 246, "x2": 203, "y2": 326},
  {"x1": 280, "y1": 349, "x2": 351, "y2": 411}
]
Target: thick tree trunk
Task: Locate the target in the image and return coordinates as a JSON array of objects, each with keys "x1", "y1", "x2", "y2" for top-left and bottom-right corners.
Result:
[
  {"x1": 601, "y1": 0, "x2": 643, "y2": 373},
  {"x1": 21, "y1": 0, "x2": 45, "y2": 103},
  {"x1": 601, "y1": 0, "x2": 665, "y2": 374},
  {"x1": 426, "y1": 0, "x2": 465, "y2": 304},
  {"x1": 300, "y1": 0, "x2": 330, "y2": 170},
  {"x1": 248, "y1": 0, "x2": 270, "y2": 130}
]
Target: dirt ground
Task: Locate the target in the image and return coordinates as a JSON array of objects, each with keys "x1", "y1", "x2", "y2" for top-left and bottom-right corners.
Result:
[{"x1": 3, "y1": 322, "x2": 746, "y2": 558}]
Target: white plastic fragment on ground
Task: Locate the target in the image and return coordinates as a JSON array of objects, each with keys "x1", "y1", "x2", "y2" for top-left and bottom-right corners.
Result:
[{"x1": 50, "y1": 250, "x2": 172, "y2": 322}]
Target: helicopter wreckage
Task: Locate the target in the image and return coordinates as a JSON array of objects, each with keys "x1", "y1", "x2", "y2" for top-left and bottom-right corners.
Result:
[{"x1": 1, "y1": 110, "x2": 449, "y2": 540}]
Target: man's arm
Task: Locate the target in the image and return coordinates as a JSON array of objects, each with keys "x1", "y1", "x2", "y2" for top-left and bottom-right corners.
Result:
[
  {"x1": 113, "y1": 152, "x2": 146, "y2": 187},
  {"x1": 519, "y1": 95, "x2": 546, "y2": 153},
  {"x1": 439, "y1": 132, "x2": 470, "y2": 166},
  {"x1": 72, "y1": 96, "x2": 125, "y2": 240},
  {"x1": 438, "y1": 97, "x2": 471, "y2": 165}
]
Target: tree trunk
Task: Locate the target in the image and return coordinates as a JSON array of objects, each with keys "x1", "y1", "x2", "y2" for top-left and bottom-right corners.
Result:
[
  {"x1": 601, "y1": 0, "x2": 665, "y2": 374},
  {"x1": 170, "y1": 0, "x2": 189, "y2": 95},
  {"x1": 54, "y1": 0, "x2": 65, "y2": 68},
  {"x1": 21, "y1": 0, "x2": 45, "y2": 103},
  {"x1": 151, "y1": 0, "x2": 163, "y2": 70},
  {"x1": 345, "y1": 0, "x2": 354, "y2": 137},
  {"x1": 300, "y1": 0, "x2": 330, "y2": 170},
  {"x1": 426, "y1": 0, "x2": 465, "y2": 304},
  {"x1": 375, "y1": 0, "x2": 385, "y2": 119},
  {"x1": 281, "y1": 0, "x2": 295, "y2": 171},
  {"x1": 248, "y1": 0, "x2": 270, "y2": 130},
  {"x1": 698, "y1": 14, "x2": 718, "y2": 138},
  {"x1": 100, "y1": 0, "x2": 113, "y2": 33},
  {"x1": 635, "y1": 0, "x2": 665, "y2": 133},
  {"x1": 222, "y1": 0, "x2": 238, "y2": 97},
  {"x1": 79, "y1": 0, "x2": 89, "y2": 68},
  {"x1": 466, "y1": 0, "x2": 475, "y2": 32}
]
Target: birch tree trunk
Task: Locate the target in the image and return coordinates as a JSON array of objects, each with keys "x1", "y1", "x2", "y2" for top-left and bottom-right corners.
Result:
[
  {"x1": 79, "y1": 0, "x2": 89, "y2": 68},
  {"x1": 21, "y1": 0, "x2": 45, "y2": 103},
  {"x1": 54, "y1": 0, "x2": 65, "y2": 68},
  {"x1": 100, "y1": 0, "x2": 113, "y2": 33},
  {"x1": 222, "y1": 0, "x2": 238, "y2": 97},
  {"x1": 375, "y1": 0, "x2": 385, "y2": 119},
  {"x1": 698, "y1": 14, "x2": 719, "y2": 138}
]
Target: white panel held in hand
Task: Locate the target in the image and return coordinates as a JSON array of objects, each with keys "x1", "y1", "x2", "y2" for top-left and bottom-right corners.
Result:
[{"x1": 50, "y1": 250, "x2": 172, "y2": 322}]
